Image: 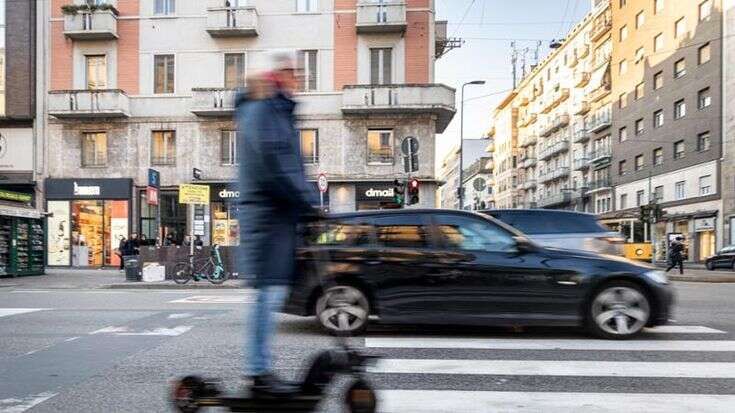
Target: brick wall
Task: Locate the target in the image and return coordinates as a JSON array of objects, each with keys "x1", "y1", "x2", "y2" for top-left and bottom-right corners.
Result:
[
  {"x1": 50, "y1": 0, "x2": 72, "y2": 90},
  {"x1": 405, "y1": 10, "x2": 430, "y2": 84},
  {"x1": 334, "y1": 0, "x2": 357, "y2": 90}
]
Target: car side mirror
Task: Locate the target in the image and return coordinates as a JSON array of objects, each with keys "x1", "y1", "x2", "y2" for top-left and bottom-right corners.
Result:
[{"x1": 514, "y1": 236, "x2": 537, "y2": 254}]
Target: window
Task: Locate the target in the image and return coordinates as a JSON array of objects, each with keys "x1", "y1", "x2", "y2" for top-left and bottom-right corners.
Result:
[
  {"x1": 636, "y1": 11, "x2": 645, "y2": 28},
  {"x1": 674, "y1": 140, "x2": 685, "y2": 160},
  {"x1": 654, "y1": 186, "x2": 664, "y2": 202},
  {"x1": 620, "y1": 25, "x2": 628, "y2": 41},
  {"x1": 635, "y1": 47, "x2": 645, "y2": 63},
  {"x1": 154, "y1": 55, "x2": 175, "y2": 94},
  {"x1": 653, "y1": 109, "x2": 664, "y2": 128},
  {"x1": 367, "y1": 130, "x2": 393, "y2": 164},
  {"x1": 296, "y1": 0, "x2": 317, "y2": 13},
  {"x1": 435, "y1": 214, "x2": 516, "y2": 252},
  {"x1": 300, "y1": 129, "x2": 319, "y2": 164},
  {"x1": 654, "y1": 33, "x2": 664, "y2": 52},
  {"x1": 675, "y1": 181, "x2": 686, "y2": 200},
  {"x1": 224, "y1": 53, "x2": 245, "y2": 89},
  {"x1": 653, "y1": 71, "x2": 663, "y2": 90},
  {"x1": 619, "y1": 93, "x2": 628, "y2": 109},
  {"x1": 373, "y1": 215, "x2": 430, "y2": 249},
  {"x1": 635, "y1": 82, "x2": 645, "y2": 100},
  {"x1": 697, "y1": 131, "x2": 711, "y2": 152},
  {"x1": 298, "y1": 50, "x2": 318, "y2": 92},
  {"x1": 620, "y1": 0, "x2": 626, "y2": 7},
  {"x1": 620, "y1": 194, "x2": 628, "y2": 209},
  {"x1": 675, "y1": 17, "x2": 686, "y2": 38},
  {"x1": 699, "y1": 175, "x2": 712, "y2": 196},
  {"x1": 698, "y1": 43, "x2": 711, "y2": 65},
  {"x1": 698, "y1": 87, "x2": 712, "y2": 109},
  {"x1": 699, "y1": 0, "x2": 712, "y2": 21},
  {"x1": 636, "y1": 190, "x2": 645, "y2": 206},
  {"x1": 619, "y1": 59, "x2": 628, "y2": 75},
  {"x1": 619, "y1": 127, "x2": 628, "y2": 142},
  {"x1": 309, "y1": 218, "x2": 372, "y2": 247},
  {"x1": 154, "y1": 0, "x2": 175, "y2": 15},
  {"x1": 653, "y1": 147, "x2": 663, "y2": 166},
  {"x1": 635, "y1": 154, "x2": 644, "y2": 171},
  {"x1": 654, "y1": 0, "x2": 664, "y2": 14},
  {"x1": 674, "y1": 58, "x2": 686, "y2": 78},
  {"x1": 151, "y1": 131, "x2": 176, "y2": 165},
  {"x1": 370, "y1": 48, "x2": 392, "y2": 85},
  {"x1": 674, "y1": 99, "x2": 686, "y2": 119},
  {"x1": 635, "y1": 118, "x2": 645, "y2": 135},
  {"x1": 221, "y1": 130, "x2": 238, "y2": 165},
  {"x1": 619, "y1": 160, "x2": 627, "y2": 175},
  {"x1": 82, "y1": 132, "x2": 107, "y2": 167},
  {"x1": 85, "y1": 55, "x2": 107, "y2": 90}
]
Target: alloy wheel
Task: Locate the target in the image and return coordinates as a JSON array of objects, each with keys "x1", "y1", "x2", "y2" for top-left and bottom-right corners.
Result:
[
  {"x1": 316, "y1": 286, "x2": 369, "y2": 334},
  {"x1": 591, "y1": 285, "x2": 650, "y2": 337}
]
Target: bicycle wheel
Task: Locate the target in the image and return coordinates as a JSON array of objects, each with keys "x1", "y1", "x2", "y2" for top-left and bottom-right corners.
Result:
[
  {"x1": 173, "y1": 262, "x2": 193, "y2": 285},
  {"x1": 205, "y1": 265, "x2": 229, "y2": 285}
]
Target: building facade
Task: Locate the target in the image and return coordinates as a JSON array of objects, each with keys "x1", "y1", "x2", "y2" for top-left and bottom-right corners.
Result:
[
  {"x1": 42, "y1": 0, "x2": 455, "y2": 267},
  {"x1": 437, "y1": 138, "x2": 491, "y2": 209},
  {"x1": 461, "y1": 156, "x2": 493, "y2": 211},
  {"x1": 721, "y1": 0, "x2": 734, "y2": 247}
]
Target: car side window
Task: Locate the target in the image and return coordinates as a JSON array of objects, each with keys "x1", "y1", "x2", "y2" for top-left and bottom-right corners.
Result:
[
  {"x1": 371, "y1": 214, "x2": 431, "y2": 249},
  {"x1": 308, "y1": 218, "x2": 373, "y2": 247},
  {"x1": 434, "y1": 214, "x2": 516, "y2": 252}
]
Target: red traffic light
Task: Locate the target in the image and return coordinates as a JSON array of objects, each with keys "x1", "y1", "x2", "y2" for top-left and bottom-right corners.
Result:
[{"x1": 409, "y1": 179, "x2": 419, "y2": 190}]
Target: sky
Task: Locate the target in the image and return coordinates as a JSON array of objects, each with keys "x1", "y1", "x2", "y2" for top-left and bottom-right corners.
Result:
[{"x1": 434, "y1": 0, "x2": 591, "y2": 168}]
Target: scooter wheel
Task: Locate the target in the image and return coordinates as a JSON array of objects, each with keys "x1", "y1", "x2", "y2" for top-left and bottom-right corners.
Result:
[
  {"x1": 344, "y1": 379, "x2": 377, "y2": 413},
  {"x1": 172, "y1": 376, "x2": 204, "y2": 413}
]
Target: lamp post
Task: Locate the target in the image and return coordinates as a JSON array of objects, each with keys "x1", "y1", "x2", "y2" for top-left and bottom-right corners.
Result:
[{"x1": 458, "y1": 80, "x2": 486, "y2": 210}]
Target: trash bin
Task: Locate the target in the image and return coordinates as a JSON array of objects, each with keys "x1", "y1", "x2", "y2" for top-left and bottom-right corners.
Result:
[{"x1": 124, "y1": 256, "x2": 141, "y2": 282}]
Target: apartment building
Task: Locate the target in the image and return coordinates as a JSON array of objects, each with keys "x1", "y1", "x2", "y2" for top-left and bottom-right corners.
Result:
[
  {"x1": 461, "y1": 156, "x2": 494, "y2": 211},
  {"x1": 490, "y1": 94, "x2": 519, "y2": 209},
  {"x1": 42, "y1": 0, "x2": 455, "y2": 267},
  {"x1": 437, "y1": 138, "x2": 489, "y2": 209},
  {"x1": 607, "y1": 0, "x2": 723, "y2": 262},
  {"x1": 722, "y1": 0, "x2": 734, "y2": 246}
]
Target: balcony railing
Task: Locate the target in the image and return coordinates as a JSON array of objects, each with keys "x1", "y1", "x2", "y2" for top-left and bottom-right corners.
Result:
[
  {"x1": 588, "y1": 107, "x2": 612, "y2": 132},
  {"x1": 151, "y1": 156, "x2": 176, "y2": 166},
  {"x1": 342, "y1": 84, "x2": 456, "y2": 133},
  {"x1": 573, "y1": 100, "x2": 590, "y2": 115},
  {"x1": 356, "y1": 0, "x2": 407, "y2": 34},
  {"x1": 521, "y1": 180, "x2": 537, "y2": 190},
  {"x1": 63, "y1": 10, "x2": 118, "y2": 40},
  {"x1": 590, "y1": 12, "x2": 612, "y2": 41},
  {"x1": 519, "y1": 134, "x2": 538, "y2": 148},
  {"x1": 206, "y1": 4, "x2": 259, "y2": 37},
  {"x1": 573, "y1": 127, "x2": 591, "y2": 143},
  {"x1": 520, "y1": 157, "x2": 537, "y2": 169},
  {"x1": 367, "y1": 150, "x2": 394, "y2": 165},
  {"x1": 573, "y1": 156, "x2": 591, "y2": 171},
  {"x1": 589, "y1": 146, "x2": 612, "y2": 164},
  {"x1": 538, "y1": 167, "x2": 570, "y2": 183},
  {"x1": 48, "y1": 89, "x2": 130, "y2": 118},
  {"x1": 588, "y1": 177, "x2": 613, "y2": 192},
  {"x1": 190, "y1": 88, "x2": 237, "y2": 117},
  {"x1": 538, "y1": 192, "x2": 572, "y2": 208},
  {"x1": 538, "y1": 140, "x2": 570, "y2": 161}
]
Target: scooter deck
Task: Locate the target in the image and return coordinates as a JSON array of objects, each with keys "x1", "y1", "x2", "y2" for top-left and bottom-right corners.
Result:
[{"x1": 194, "y1": 395, "x2": 322, "y2": 412}]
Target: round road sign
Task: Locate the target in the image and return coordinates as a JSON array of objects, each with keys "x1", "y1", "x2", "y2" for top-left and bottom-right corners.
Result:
[{"x1": 317, "y1": 173, "x2": 328, "y2": 193}]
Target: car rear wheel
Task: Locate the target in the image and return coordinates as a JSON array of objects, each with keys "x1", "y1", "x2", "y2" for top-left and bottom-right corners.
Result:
[
  {"x1": 706, "y1": 261, "x2": 715, "y2": 271},
  {"x1": 588, "y1": 281, "x2": 651, "y2": 340},
  {"x1": 315, "y1": 285, "x2": 370, "y2": 335}
]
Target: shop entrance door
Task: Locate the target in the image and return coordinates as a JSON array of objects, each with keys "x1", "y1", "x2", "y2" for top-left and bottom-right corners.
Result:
[
  {"x1": 72, "y1": 201, "x2": 104, "y2": 266},
  {"x1": 698, "y1": 230, "x2": 715, "y2": 262}
]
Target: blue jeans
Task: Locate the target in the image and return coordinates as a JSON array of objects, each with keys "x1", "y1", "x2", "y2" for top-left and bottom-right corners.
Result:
[{"x1": 247, "y1": 285, "x2": 289, "y2": 376}]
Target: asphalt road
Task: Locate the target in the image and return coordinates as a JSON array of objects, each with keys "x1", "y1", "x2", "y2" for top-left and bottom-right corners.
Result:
[{"x1": 1, "y1": 282, "x2": 734, "y2": 413}]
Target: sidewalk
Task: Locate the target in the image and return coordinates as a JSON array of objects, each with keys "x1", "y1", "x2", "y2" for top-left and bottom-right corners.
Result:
[{"x1": 0, "y1": 268, "x2": 248, "y2": 290}]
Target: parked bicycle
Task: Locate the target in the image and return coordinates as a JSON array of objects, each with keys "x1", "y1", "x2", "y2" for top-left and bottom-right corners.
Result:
[{"x1": 173, "y1": 244, "x2": 230, "y2": 285}]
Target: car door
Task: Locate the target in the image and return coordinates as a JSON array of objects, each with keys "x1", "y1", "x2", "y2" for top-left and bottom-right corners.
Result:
[
  {"x1": 430, "y1": 213, "x2": 583, "y2": 324},
  {"x1": 715, "y1": 246, "x2": 735, "y2": 268}
]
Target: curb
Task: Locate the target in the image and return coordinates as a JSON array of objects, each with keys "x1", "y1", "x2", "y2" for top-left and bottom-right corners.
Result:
[
  {"x1": 670, "y1": 275, "x2": 735, "y2": 283},
  {"x1": 103, "y1": 281, "x2": 246, "y2": 289}
]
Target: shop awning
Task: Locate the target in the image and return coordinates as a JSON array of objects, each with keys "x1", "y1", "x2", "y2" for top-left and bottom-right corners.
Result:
[
  {"x1": 664, "y1": 209, "x2": 718, "y2": 221},
  {"x1": 0, "y1": 204, "x2": 42, "y2": 219},
  {"x1": 589, "y1": 63, "x2": 609, "y2": 91}
]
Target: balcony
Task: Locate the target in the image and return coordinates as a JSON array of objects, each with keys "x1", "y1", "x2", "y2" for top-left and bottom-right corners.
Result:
[
  {"x1": 575, "y1": 71, "x2": 591, "y2": 88},
  {"x1": 578, "y1": 44, "x2": 590, "y2": 59},
  {"x1": 573, "y1": 156, "x2": 591, "y2": 171},
  {"x1": 590, "y1": 12, "x2": 612, "y2": 42},
  {"x1": 573, "y1": 100, "x2": 590, "y2": 115},
  {"x1": 48, "y1": 89, "x2": 130, "y2": 118},
  {"x1": 190, "y1": 88, "x2": 237, "y2": 117},
  {"x1": 342, "y1": 84, "x2": 456, "y2": 133},
  {"x1": 538, "y1": 192, "x2": 572, "y2": 208},
  {"x1": 63, "y1": 10, "x2": 118, "y2": 40},
  {"x1": 206, "y1": 4, "x2": 259, "y2": 37},
  {"x1": 520, "y1": 134, "x2": 537, "y2": 147},
  {"x1": 588, "y1": 107, "x2": 612, "y2": 132},
  {"x1": 356, "y1": 0, "x2": 407, "y2": 34},
  {"x1": 521, "y1": 180, "x2": 537, "y2": 190},
  {"x1": 589, "y1": 146, "x2": 612, "y2": 165},
  {"x1": 556, "y1": 88, "x2": 570, "y2": 104},
  {"x1": 573, "y1": 127, "x2": 591, "y2": 143},
  {"x1": 520, "y1": 157, "x2": 537, "y2": 169},
  {"x1": 588, "y1": 177, "x2": 613, "y2": 193},
  {"x1": 538, "y1": 141, "x2": 570, "y2": 161},
  {"x1": 538, "y1": 167, "x2": 571, "y2": 183}
]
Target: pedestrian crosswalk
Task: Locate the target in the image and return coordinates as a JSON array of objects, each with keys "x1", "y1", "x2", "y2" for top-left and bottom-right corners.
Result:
[{"x1": 362, "y1": 325, "x2": 735, "y2": 413}]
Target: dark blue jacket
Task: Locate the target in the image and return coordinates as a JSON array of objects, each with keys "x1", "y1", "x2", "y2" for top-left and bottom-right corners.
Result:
[{"x1": 235, "y1": 90, "x2": 317, "y2": 287}]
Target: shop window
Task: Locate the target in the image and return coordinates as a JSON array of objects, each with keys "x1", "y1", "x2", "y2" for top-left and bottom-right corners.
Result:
[
  {"x1": 104, "y1": 201, "x2": 129, "y2": 267},
  {"x1": 47, "y1": 201, "x2": 71, "y2": 266},
  {"x1": 211, "y1": 202, "x2": 240, "y2": 247},
  {"x1": 224, "y1": 53, "x2": 245, "y2": 89},
  {"x1": 159, "y1": 191, "x2": 187, "y2": 244},
  {"x1": 139, "y1": 190, "x2": 158, "y2": 242},
  {"x1": 221, "y1": 130, "x2": 238, "y2": 165},
  {"x1": 82, "y1": 132, "x2": 107, "y2": 167},
  {"x1": 152, "y1": 130, "x2": 176, "y2": 165},
  {"x1": 154, "y1": 54, "x2": 175, "y2": 94},
  {"x1": 300, "y1": 129, "x2": 319, "y2": 164},
  {"x1": 367, "y1": 130, "x2": 393, "y2": 164}
]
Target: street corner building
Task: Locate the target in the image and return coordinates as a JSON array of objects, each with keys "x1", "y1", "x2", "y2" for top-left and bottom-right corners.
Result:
[{"x1": 37, "y1": 0, "x2": 457, "y2": 268}]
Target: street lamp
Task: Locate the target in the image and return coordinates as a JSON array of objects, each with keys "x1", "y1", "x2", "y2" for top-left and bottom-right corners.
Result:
[{"x1": 458, "y1": 80, "x2": 486, "y2": 210}]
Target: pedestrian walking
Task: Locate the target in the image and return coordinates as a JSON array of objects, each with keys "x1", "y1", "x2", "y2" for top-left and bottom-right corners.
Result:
[
  {"x1": 236, "y1": 52, "x2": 317, "y2": 397},
  {"x1": 116, "y1": 235, "x2": 127, "y2": 271},
  {"x1": 163, "y1": 233, "x2": 176, "y2": 247},
  {"x1": 665, "y1": 236, "x2": 685, "y2": 274}
]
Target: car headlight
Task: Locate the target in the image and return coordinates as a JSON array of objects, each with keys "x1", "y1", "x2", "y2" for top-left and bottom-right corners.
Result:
[{"x1": 644, "y1": 270, "x2": 669, "y2": 284}]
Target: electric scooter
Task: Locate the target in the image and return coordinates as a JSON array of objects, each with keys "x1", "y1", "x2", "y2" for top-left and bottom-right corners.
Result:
[{"x1": 171, "y1": 222, "x2": 379, "y2": 413}]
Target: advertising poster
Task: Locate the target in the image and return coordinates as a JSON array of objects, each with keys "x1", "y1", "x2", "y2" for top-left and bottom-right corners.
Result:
[
  {"x1": 213, "y1": 219, "x2": 228, "y2": 246},
  {"x1": 47, "y1": 201, "x2": 70, "y2": 266}
]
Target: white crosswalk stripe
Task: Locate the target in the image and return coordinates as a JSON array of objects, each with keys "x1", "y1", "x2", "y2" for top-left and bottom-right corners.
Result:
[
  {"x1": 363, "y1": 326, "x2": 735, "y2": 413},
  {"x1": 0, "y1": 308, "x2": 47, "y2": 318}
]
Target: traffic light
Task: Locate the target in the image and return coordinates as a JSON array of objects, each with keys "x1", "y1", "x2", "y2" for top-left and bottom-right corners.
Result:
[
  {"x1": 393, "y1": 179, "x2": 405, "y2": 206},
  {"x1": 407, "y1": 179, "x2": 420, "y2": 205}
]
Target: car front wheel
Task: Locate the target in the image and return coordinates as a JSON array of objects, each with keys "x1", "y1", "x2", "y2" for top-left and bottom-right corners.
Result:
[
  {"x1": 588, "y1": 281, "x2": 651, "y2": 340},
  {"x1": 706, "y1": 261, "x2": 715, "y2": 271},
  {"x1": 315, "y1": 285, "x2": 370, "y2": 335}
]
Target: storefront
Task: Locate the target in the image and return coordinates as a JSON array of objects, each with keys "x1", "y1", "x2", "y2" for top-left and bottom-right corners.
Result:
[
  {"x1": 45, "y1": 178, "x2": 132, "y2": 267},
  {"x1": 355, "y1": 182, "x2": 400, "y2": 211},
  {"x1": 694, "y1": 216, "x2": 716, "y2": 262},
  {"x1": 208, "y1": 183, "x2": 241, "y2": 247},
  {"x1": 139, "y1": 188, "x2": 187, "y2": 245},
  {"x1": 0, "y1": 191, "x2": 45, "y2": 277}
]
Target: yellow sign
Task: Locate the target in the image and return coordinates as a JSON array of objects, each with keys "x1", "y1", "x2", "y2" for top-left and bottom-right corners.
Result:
[{"x1": 179, "y1": 184, "x2": 210, "y2": 204}]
